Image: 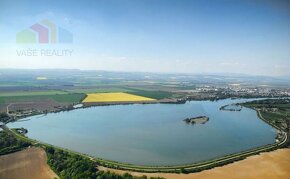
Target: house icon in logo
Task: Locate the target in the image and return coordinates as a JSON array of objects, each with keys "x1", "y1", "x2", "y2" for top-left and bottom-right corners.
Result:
[{"x1": 16, "y1": 19, "x2": 73, "y2": 44}]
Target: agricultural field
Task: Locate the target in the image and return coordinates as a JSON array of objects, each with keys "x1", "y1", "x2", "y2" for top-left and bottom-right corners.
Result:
[
  {"x1": 125, "y1": 88, "x2": 174, "y2": 100},
  {"x1": 65, "y1": 87, "x2": 133, "y2": 94},
  {"x1": 0, "y1": 90, "x2": 68, "y2": 97},
  {"x1": 0, "y1": 147, "x2": 58, "y2": 179},
  {"x1": 0, "y1": 89, "x2": 85, "y2": 104},
  {"x1": 101, "y1": 149, "x2": 290, "y2": 179},
  {"x1": 82, "y1": 92, "x2": 156, "y2": 103},
  {"x1": 0, "y1": 91, "x2": 86, "y2": 113},
  {"x1": 0, "y1": 93, "x2": 85, "y2": 105},
  {"x1": 0, "y1": 84, "x2": 175, "y2": 113}
]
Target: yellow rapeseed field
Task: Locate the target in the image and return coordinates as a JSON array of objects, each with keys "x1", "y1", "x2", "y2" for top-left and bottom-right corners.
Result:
[{"x1": 82, "y1": 92, "x2": 156, "y2": 103}]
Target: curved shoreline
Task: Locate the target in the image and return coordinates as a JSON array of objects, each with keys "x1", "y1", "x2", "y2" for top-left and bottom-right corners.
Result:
[
  {"x1": 7, "y1": 124, "x2": 287, "y2": 173},
  {"x1": 4, "y1": 98, "x2": 289, "y2": 173}
]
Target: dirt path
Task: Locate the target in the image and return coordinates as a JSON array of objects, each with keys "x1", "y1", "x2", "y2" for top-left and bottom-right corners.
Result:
[
  {"x1": 99, "y1": 148, "x2": 290, "y2": 179},
  {"x1": 0, "y1": 147, "x2": 58, "y2": 179}
]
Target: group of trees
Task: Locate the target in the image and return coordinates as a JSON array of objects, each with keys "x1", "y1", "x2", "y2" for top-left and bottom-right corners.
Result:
[
  {"x1": 243, "y1": 99, "x2": 290, "y2": 109},
  {"x1": 45, "y1": 146, "x2": 164, "y2": 179},
  {"x1": 46, "y1": 147, "x2": 97, "y2": 179},
  {"x1": 95, "y1": 171, "x2": 148, "y2": 179},
  {"x1": 0, "y1": 131, "x2": 30, "y2": 155},
  {"x1": 0, "y1": 112, "x2": 10, "y2": 123}
]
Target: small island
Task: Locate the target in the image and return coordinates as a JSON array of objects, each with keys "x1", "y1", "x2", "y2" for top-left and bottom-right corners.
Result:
[{"x1": 183, "y1": 116, "x2": 209, "y2": 125}]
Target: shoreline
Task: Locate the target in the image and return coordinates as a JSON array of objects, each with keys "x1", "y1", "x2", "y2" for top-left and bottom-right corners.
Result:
[
  {"x1": 3, "y1": 97, "x2": 289, "y2": 174},
  {"x1": 98, "y1": 148, "x2": 290, "y2": 179},
  {"x1": 5, "y1": 124, "x2": 286, "y2": 174},
  {"x1": 7, "y1": 96, "x2": 288, "y2": 122}
]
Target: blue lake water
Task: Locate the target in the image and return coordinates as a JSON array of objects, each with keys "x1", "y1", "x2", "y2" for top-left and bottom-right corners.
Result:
[{"x1": 8, "y1": 98, "x2": 277, "y2": 166}]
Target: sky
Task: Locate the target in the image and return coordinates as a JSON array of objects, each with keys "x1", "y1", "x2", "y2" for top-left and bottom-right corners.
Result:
[{"x1": 0, "y1": 0, "x2": 290, "y2": 76}]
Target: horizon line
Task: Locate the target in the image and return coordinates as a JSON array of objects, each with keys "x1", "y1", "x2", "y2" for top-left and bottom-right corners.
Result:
[{"x1": 0, "y1": 67, "x2": 289, "y2": 78}]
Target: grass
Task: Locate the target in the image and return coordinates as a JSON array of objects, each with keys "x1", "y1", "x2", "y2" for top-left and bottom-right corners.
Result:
[
  {"x1": 50, "y1": 93, "x2": 86, "y2": 103},
  {"x1": 260, "y1": 111, "x2": 285, "y2": 121},
  {"x1": 82, "y1": 92, "x2": 156, "y2": 103}
]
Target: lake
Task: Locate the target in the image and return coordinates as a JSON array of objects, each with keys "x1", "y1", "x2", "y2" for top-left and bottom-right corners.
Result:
[{"x1": 8, "y1": 98, "x2": 277, "y2": 166}]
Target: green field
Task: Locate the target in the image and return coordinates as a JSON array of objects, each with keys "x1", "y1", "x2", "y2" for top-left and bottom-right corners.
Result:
[
  {"x1": 0, "y1": 90, "x2": 69, "y2": 97},
  {"x1": 125, "y1": 88, "x2": 173, "y2": 100},
  {"x1": 260, "y1": 111, "x2": 286, "y2": 122},
  {"x1": 65, "y1": 87, "x2": 133, "y2": 94},
  {"x1": 0, "y1": 93, "x2": 85, "y2": 104}
]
